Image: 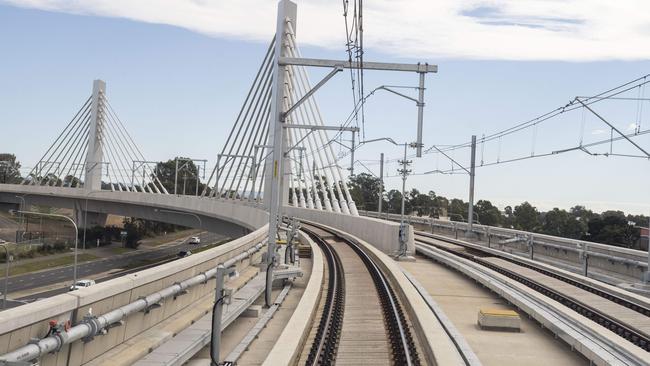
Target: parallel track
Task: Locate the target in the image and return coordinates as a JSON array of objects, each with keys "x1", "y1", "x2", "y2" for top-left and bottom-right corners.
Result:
[
  {"x1": 303, "y1": 224, "x2": 420, "y2": 365},
  {"x1": 415, "y1": 233, "x2": 650, "y2": 352}
]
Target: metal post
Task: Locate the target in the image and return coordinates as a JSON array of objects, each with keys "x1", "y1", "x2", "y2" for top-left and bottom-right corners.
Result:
[
  {"x1": 466, "y1": 135, "x2": 477, "y2": 238},
  {"x1": 416, "y1": 72, "x2": 425, "y2": 157},
  {"x1": 174, "y1": 158, "x2": 179, "y2": 195},
  {"x1": 350, "y1": 131, "x2": 356, "y2": 176},
  {"x1": 0, "y1": 244, "x2": 9, "y2": 309},
  {"x1": 645, "y1": 214, "x2": 650, "y2": 283},
  {"x1": 582, "y1": 243, "x2": 589, "y2": 277},
  {"x1": 215, "y1": 155, "x2": 222, "y2": 198},
  {"x1": 529, "y1": 235, "x2": 534, "y2": 260},
  {"x1": 211, "y1": 265, "x2": 227, "y2": 365},
  {"x1": 196, "y1": 165, "x2": 200, "y2": 196},
  {"x1": 397, "y1": 143, "x2": 412, "y2": 256},
  {"x1": 400, "y1": 144, "x2": 407, "y2": 223},
  {"x1": 15, "y1": 195, "x2": 25, "y2": 242},
  {"x1": 378, "y1": 153, "x2": 384, "y2": 214}
]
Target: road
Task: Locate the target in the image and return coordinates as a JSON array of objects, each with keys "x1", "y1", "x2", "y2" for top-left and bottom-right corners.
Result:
[{"x1": 1, "y1": 231, "x2": 225, "y2": 307}]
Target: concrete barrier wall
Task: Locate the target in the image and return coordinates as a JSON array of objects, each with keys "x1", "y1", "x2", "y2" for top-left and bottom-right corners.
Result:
[
  {"x1": 363, "y1": 210, "x2": 648, "y2": 281},
  {"x1": 0, "y1": 225, "x2": 268, "y2": 366},
  {"x1": 284, "y1": 206, "x2": 414, "y2": 256}
]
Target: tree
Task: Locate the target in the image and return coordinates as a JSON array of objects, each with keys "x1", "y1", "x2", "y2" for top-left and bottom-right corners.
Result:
[
  {"x1": 627, "y1": 214, "x2": 649, "y2": 227},
  {"x1": 0, "y1": 154, "x2": 22, "y2": 183},
  {"x1": 541, "y1": 208, "x2": 586, "y2": 239},
  {"x1": 474, "y1": 200, "x2": 501, "y2": 226},
  {"x1": 155, "y1": 158, "x2": 208, "y2": 195},
  {"x1": 410, "y1": 191, "x2": 435, "y2": 216},
  {"x1": 513, "y1": 201, "x2": 539, "y2": 231},
  {"x1": 347, "y1": 173, "x2": 382, "y2": 212},
  {"x1": 586, "y1": 211, "x2": 640, "y2": 248},
  {"x1": 385, "y1": 189, "x2": 405, "y2": 214},
  {"x1": 448, "y1": 198, "x2": 467, "y2": 222},
  {"x1": 121, "y1": 218, "x2": 142, "y2": 248}
]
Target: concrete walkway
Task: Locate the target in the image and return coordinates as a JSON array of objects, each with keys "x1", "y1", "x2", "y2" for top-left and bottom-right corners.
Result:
[{"x1": 400, "y1": 255, "x2": 589, "y2": 366}]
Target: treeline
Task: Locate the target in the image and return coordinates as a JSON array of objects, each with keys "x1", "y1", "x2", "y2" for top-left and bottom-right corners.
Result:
[
  {"x1": 348, "y1": 173, "x2": 647, "y2": 249},
  {"x1": 82, "y1": 218, "x2": 188, "y2": 249}
]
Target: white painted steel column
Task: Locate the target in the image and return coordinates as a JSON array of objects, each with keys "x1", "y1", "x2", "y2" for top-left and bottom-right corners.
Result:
[{"x1": 264, "y1": 0, "x2": 297, "y2": 307}]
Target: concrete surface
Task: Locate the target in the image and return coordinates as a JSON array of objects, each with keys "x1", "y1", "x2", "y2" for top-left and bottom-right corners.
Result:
[
  {"x1": 189, "y1": 254, "x2": 313, "y2": 365},
  {"x1": 284, "y1": 206, "x2": 414, "y2": 257},
  {"x1": 400, "y1": 255, "x2": 589, "y2": 366},
  {"x1": 262, "y1": 232, "x2": 323, "y2": 366}
]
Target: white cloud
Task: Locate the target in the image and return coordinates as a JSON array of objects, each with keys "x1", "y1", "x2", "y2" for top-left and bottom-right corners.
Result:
[
  {"x1": 3, "y1": 0, "x2": 650, "y2": 61},
  {"x1": 591, "y1": 129, "x2": 605, "y2": 135},
  {"x1": 627, "y1": 122, "x2": 638, "y2": 131}
]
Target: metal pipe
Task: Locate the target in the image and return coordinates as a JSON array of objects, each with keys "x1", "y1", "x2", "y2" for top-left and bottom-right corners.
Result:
[{"x1": 0, "y1": 242, "x2": 264, "y2": 363}]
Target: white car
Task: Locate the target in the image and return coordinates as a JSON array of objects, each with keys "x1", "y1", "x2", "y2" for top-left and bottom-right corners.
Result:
[
  {"x1": 69, "y1": 279, "x2": 96, "y2": 291},
  {"x1": 189, "y1": 236, "x2": 201, "y2": 245}
]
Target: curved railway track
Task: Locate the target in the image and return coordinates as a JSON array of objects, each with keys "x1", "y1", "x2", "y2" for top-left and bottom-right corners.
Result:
[
  {"x1": 415, "y1": 232, "x2": 650, "y2": 352},
  {"x1": 302, "y1": 224, "x2": 420, "y2": 366}
]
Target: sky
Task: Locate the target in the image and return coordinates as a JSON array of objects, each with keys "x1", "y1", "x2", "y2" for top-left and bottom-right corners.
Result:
[{"x1": 0, "y1": 0, "x2": 649, "y2": 215}]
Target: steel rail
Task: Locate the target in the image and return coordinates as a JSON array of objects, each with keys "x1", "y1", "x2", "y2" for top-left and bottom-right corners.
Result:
[
  {"x1": 303, "y1": 223, "x2": 420, "y2": 365},
  {"x1": 415, "y1": 236, "x2": 650, "y2": 352},
  {"x1": 302, "y1": 226, "x2": 345, "y2": 365},
  {"x1": 416, "y1": 243, "x2": 647, "y2": 365},
  {"x1": 417, "y1": 232, "x2": 650, "y2": 317}
]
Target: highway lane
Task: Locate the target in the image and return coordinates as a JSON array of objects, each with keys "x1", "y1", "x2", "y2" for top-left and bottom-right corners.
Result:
[{"x1": 3, "y1": 231, "x2": 224, "y2": 295}]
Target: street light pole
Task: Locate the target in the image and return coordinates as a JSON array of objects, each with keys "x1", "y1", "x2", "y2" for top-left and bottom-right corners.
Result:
[
  {"x1": 13, "y1": 210, "x2": 78, "y2": 287},
  {"x1": 0, "y1": 244, "x2": 9, "y2": 309},
  {"x1": 14, "y1": 196, "x2": 25, "y2": 242}
]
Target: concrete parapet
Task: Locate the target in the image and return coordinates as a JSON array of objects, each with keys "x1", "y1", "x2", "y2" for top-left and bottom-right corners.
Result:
[
  {"x1": 262, "y1": 232, "x2": 323, "y2": 366},
  {"x1": 284, "y1": 206, "x2": 414, "y2": 257},
  {"x1": 0, "y1": 225, "x2": 268, "y2": 366}
]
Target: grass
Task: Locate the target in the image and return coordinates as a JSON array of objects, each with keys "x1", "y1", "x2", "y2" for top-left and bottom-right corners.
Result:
[
  {"x1": 191, "y1": 238, "x2": 231, "y2": 254},
  {"x1": 8, "y1": 253, "x2": 98, "y2": 276},
  {"x1": 110, "y1": 247, "x2": 135, "y2": 255}
]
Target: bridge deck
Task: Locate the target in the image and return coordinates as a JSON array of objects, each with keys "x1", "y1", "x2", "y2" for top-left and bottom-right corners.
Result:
[
  {"x1": 481, "y1": 257, "x2": 650, "y2": 336},
  {"x1": 330, "y1": 238, "x2": 392, "y2": 365},
  {"x1": 400, "y1": 254, "x2": 589, "y2": 365}
]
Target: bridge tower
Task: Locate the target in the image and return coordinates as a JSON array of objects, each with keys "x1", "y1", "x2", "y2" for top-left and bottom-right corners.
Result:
[
  {"x1": 84, "y1": 79, "x2": 106, "y2": 191},
  {"x1": 263, "y1": 0, "x2": 297, "y2": 306},
  {"x1": 263, "y1": 0, "x2": 296, "y2": 210}
]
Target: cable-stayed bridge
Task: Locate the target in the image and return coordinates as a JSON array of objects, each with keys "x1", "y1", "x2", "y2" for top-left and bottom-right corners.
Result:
[{"x1": 1, "y1": 1, "x2": 650, "y2": 365}]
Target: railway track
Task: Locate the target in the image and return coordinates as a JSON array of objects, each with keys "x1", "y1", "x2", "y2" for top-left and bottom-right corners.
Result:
[
  {"x1": 301, "y1": 223, "x2": 421, "y2": 366},
  {"x1": 415, "y1": 232, "x2": 650, "y2": 353}
]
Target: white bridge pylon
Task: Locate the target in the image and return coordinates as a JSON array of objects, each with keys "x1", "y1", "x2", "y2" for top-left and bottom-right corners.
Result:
[
  {"x1": 202, "y1": 24, "x2": 358, "y2": 215},
  {"x1": 21, "y1": 80, "x2": 168, "y2": 194}
]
